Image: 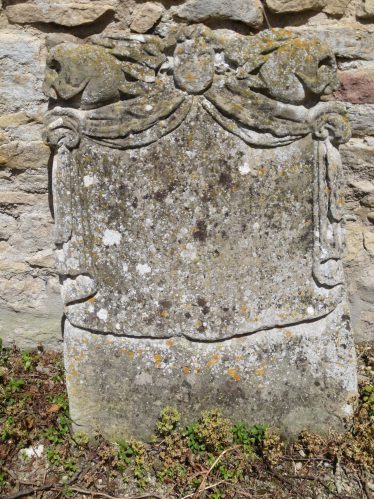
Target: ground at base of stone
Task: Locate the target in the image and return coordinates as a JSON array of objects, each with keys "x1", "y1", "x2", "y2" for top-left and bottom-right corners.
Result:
[{"x1": 0, "y1": 344, "x2": 373, "y2": 499}]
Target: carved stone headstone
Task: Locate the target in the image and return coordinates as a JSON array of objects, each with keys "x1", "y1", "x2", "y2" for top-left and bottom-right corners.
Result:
[{"x1": 44, "y1": 26, "x2": 358, "y2": 440}]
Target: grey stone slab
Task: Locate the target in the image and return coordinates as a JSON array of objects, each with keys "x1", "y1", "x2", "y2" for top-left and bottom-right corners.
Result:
[
  {"x1": 65, "y1": 301, "x2": 357, "y2": 441},
  {"x1": 293, "y1": 26, "x2": 374, "y2": 61},
  {"x1": 44, "y1": 26, "x2": 358, "y2": 438},
  {"x1": 173, "y1": 0, "x2": 264, "y2": 27}
]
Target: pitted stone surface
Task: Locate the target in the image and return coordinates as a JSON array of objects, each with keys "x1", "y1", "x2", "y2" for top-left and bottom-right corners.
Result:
[
  {"x1": 44, "y1": 26, "x2": 357, "y2": 436},
  {"x1": 173, "y1": 0, "x2": 264, "y2": 27},
  {"x1": 65, "y1": 303, "x2": 357, "y2": 440},
  {"x1": 62, "y1": 121, "x2": 341, "y2": 340}
]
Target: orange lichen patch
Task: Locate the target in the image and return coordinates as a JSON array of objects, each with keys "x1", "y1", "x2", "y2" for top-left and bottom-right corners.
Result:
[
  {"x1": 182, "y1": 367, "x2": 191, "y2": 375},
  {"x1": 160, "y1": 309, "x2": 170, "y2": 319},
  {"x1": 207, "y1": 354, "x2": 220, "y2": 368},
  {"x1": 227, "y1": 368, "x2": 241, "y2": 382},
  {"x1": 166, "y1": 338, "x2": 175, "y2": 348},
  {"x1": 185, "y1": 72, "x2": 196, "y2": 82},
  {"x1": 283, "y1": 330, "x2": 294, "y2": 339},
  {"x1": 122, "y1": 349, "x2": 135, "y2": 360},
  {"x1": 255, "y1": 363, "x2": 267, "y2": 377},
  {"x1": 72, "y1": 352, "x2": 86, "y2": 362},
  {"x1": 153, "y1": 354, "x2": 162, "y2": 368},
  {"x1": 257, "y1": 166, "x2": 268, "y2": 176},
  {"x1": 240, "y1": 304, "x2": 249, "y2": 316}
]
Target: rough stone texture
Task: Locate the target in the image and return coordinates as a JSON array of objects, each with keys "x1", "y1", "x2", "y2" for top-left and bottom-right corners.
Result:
[
  {"x1": 345, "y1": 104, "x2": 374, "y2": 136},
  {"x1": 130, "y1": 2, "x2": 164, "y2": 33},
  {"x1": 43, "y1": 27, "x2": 357, "y2": 437},
  {"x1": 340, "y1": 138, "x2": 374, "y2": 343},
  {"x1": 335, "y1": 69, "x2": 374, "y2": 104},
  {"x1": 357, "y1": 0, "x2": 374, "y2": 18},
  {"x1": 266, "y1": 0, "x2": 324, "y2": 13},
  {"x1": 0, "y1": 28, "x2": 61, "y2": 350},
  {"x1": 65, "y1": 303, "x2": 357, "y2": 441},
  {"x1": 266, "y1": 0, "x2": 350, "y2": 15},
  {"x1": 174, "y1": 0, "x2": 264, "y2": 27},
  {"x1": 0, "y1": 31, "x2": 46, "y2": 115},
  {"x1": 294, "y1": 26, "x2": 374, "y2": 61},
  {"x1": 6, "y1": 1, "x2": 115, "y2": 27}
]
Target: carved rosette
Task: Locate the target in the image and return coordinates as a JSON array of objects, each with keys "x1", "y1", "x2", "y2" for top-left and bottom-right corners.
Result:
[{"x1": 44, "y1": 26, "x2": 351, "y2": 338}]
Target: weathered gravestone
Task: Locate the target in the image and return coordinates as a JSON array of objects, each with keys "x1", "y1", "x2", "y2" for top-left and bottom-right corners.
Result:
[{"x1": 44, "y1": 26, "x2": 358, "y2": 440}]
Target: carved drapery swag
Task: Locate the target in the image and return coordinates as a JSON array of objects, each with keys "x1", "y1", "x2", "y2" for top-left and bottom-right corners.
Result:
[{"x1": 44, "y1": 27, "x2": 351, "y2": 337}]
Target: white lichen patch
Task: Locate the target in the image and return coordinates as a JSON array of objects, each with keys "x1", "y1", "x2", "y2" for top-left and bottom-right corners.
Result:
[
  {"x1": 102, "y1": 229, "x2": 121, "y2": 246},
  {"x1": 181, "y1": 243, "x2": 198, "y2": 261},
  {"x1": 136, "y1": 263, "x2": 152, "y2": 275},
  {"x1": 83, "y1": 174, "x2": 98, "y2": 187},
  {"x1": 239, "y1": 162, "x2": 251, "y2": 175},
  {"x1": 307, "y1": 306, "x2": 315, "y2": 315},
  {"x1": 97, "y1": 308, "x2": 108, "y2": 321}
]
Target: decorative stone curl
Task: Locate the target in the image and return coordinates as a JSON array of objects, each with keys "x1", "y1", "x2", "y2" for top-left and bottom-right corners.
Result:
[{"x1": 43, "y1": 108, "x2": 83, "y2": 149}]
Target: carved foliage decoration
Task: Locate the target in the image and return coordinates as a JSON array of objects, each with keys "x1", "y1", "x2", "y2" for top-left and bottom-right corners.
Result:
[{"x1": 44, "y1": 26, "x2": 351, "y2": 338}]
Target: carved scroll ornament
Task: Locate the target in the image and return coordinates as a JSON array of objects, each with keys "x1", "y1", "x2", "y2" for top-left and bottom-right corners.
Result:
[{"x1": 44, "y1": 26, "x2": 351, "y2": 339}]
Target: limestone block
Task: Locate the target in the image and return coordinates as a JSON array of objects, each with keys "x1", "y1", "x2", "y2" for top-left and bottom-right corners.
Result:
[
  {"x1": 294, "y1": 27, "x2": 374, "y2": 61},
  {"x1": 0, "y1": 213, "x2": 17, "y2": 241},
  {"x1": 0, "y1": 191, "x2": 41, "y2": 205},
  {"x1": 174, "y1": 0, "x2": 264, "y2": 27},
  {"x1": 345, "y1": 104, "x2": 374, "y2": 136},
  {"x1": 14, "y1": 170, "x2": 49, "y2": 194},
  {"x1": 0, "y1": 141, "x2": 50, "y2": 170},
  {"x1": 0, "y1": 260, "x2": 29, "y2": 273},
  {"x1": 0, "y1": 274, "x2": 61, "y2": 319},
  {"x1": 266, "y1": 0, "x2": 325, "y2": 13},
  {"x1": 348, "y1": 179, "x2": 374, "y2": 193},
  {"x1": 364, "y1": 230, "x2": 374, "y2": 256},
  {"x1": 362, "y1": 194, "x2": 374, "y2": 208},
  {"x1": 345, "y1": 223, "x2": 364, "y2": 262},
  {"x1": 340, "y1": 140, "x2": 374, "y2": 198},
  {"x1": 0, "y1": 275, "x2": 46, "y2": 312},
  {"x1": 323, "y1": 0, "x2": 351, "y2": 15},
  {"x1": 335, "y1": 69, "x2": 374, "y2": 104},
  {"x1": 43, "y1": 27, "x2": 357, "y2": 438},
  {"x1": 5, "y1": 121, "x2": 45, "y2": 143},
  {"x1": 0, "y1": 32, "x2": 46, "y2": 115},
  {"x1": 357, "y1": 269, "x2": 374, "y2": 304},
  {"x1": 9, "y1": 209, "x2": 54, "y2": 254},
  {"x1": 357, "y1": 0, "x2": 374, "y2": 18},
  {"x1": 6, "y1": 2, "x2": 115, "y2": 27},
  {"x1": 130, "y1": 2, "x2": 164, "y2": 33},
  {"x1": 0, "y1": 308, "x2": 62, "y2": 351},
  {"x1": 266, "y1": 0, "x2": 349, "y2": 14},
  {"x1": 346, "y1": 264, "x2": 374, "y2": 344},
  {"x1": 26, "y1": 249, "x2": 55, "y2": 269},
  {"x1": 0, "y1": 112, "x2": 31, "y2": 128}
]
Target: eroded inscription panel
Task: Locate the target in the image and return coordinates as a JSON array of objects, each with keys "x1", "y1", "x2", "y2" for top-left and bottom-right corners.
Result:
[{"x1": 44, "y1": 27, "x2": 351, "y2": 341}]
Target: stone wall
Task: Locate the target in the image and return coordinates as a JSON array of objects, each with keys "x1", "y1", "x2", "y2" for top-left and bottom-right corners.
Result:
[{"x1": 0, "y1": 0, "x2": 373, "y2": 350}]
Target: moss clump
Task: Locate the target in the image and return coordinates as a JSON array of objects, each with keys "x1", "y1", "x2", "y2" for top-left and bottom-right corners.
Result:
[
  {"x1": 186, "y1": 409, "x2": 233, "y2": 453},
  {"x1": 156, "y1": 406, "x2": 181, "y2": 437}
]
